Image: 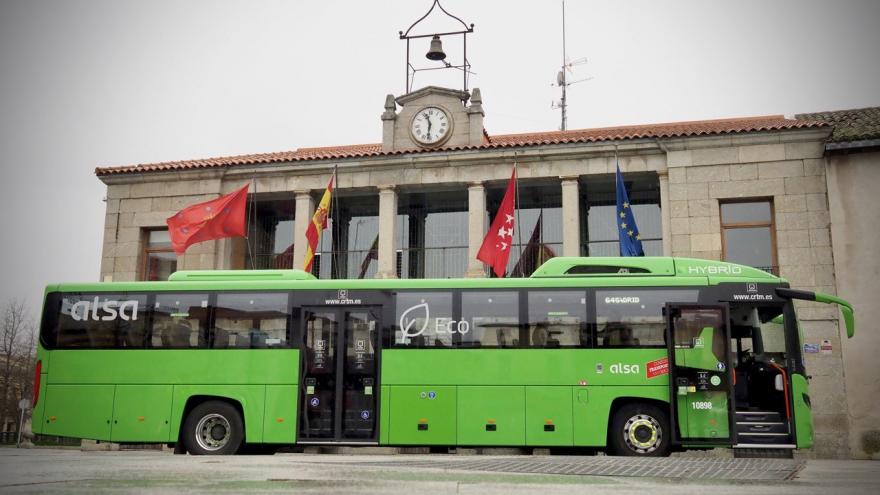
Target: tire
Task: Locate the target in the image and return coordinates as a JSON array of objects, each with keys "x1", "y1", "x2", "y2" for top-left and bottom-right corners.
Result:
[
  {"x1": 182, "y1": 401, "x2": 244, "y2": 455},
  {"x1": 608, "y1": 402, "x2": 671, "y2": 457}
]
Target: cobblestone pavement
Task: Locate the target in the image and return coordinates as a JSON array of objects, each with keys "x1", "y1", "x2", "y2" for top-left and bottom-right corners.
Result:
[
  {"x1": 0, "y1": 448, "x2": 877, "y2": 494},
  {"x1": 322, "y1": 456, "x2": 805, "y2": 481}
]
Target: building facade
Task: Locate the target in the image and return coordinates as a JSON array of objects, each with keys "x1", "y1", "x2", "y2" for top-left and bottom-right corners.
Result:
[{"x1": 96, "y1": 87, "x2": 878, "y2": 458}]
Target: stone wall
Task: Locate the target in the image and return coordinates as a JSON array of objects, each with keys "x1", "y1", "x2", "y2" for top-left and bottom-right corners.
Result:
[
  {"x1": 826, "y1": 149, "x2": 880, "y2": 459},
  {"x1": 100, "y1": 176, "x2": 227, "y2": 281},
  {"x1": 665, "y1": 129, "x2": 849, "y2": 458}
]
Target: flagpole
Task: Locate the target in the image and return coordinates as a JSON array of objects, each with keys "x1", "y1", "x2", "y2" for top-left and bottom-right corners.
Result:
[
  {"x1": 331, "y1": 165, "x2": 339, "y2": 279},
  {"x1": 513, "y1": 152, "x2": 524, "y2": 277},
  {"x1": 245, "y1": 176, "x2": 257, "y2": 270}
]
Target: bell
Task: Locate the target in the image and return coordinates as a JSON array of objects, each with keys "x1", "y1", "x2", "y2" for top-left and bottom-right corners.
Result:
[{"x1": 425, "y1": 35, "x2": 446, "y2": 61}]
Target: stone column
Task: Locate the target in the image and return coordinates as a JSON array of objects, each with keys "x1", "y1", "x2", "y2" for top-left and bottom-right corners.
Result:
[
  {"x1": 465, "y1": 181, "x2": 487, "y2": 277},
  {"x1": 560, "y1": 176, "x2": 581, "y2": 257},
  {"x1": 376, "y1": 186, "x2": 398, "y2": 279},
  {"x1": 658, "y1": 170, "x2": 672, "y2": 256},
  {"x1": 292, "y1": 190, "x2": 315, "y2": 271}
]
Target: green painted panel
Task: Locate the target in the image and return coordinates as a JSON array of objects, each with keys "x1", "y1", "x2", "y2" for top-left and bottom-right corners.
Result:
[
  {"x1": 791, "y1": 374, "x2": 813, "y2": 449},
  {"x1": 572, "y1": 386, "x2": 667, "y2": 446},
  {"x1": 111, "y1": 385, "x2": 172, "y2": 442},
  {"x1": 170, "y1": 385, "x2": 266, "y2": 444},
  {"x1": 382, "y1": 349, "x2": 671, "y2": 386},
  {"x1": 380, "y1": 385, "x2": 391, "y2": 445},
  {"x1": 525, "y1": 387, "x2": 573, "y2": 446},
  {"x1": 262, "y1": 385, "x2": 297, "y2": 443},
  {"x1": 47, "y1": 349, "x2": 299, "y2": 385},
  {"x1": 388, "y1": 385, "x2": 456, "y2": 445},
  {"x1": 43, "y1": 384, "x2": 115, "y2": 440},
  {"x1": 676, "y1": 391, "x2": 729, "y2": 440},
  {"x1": 457, "y1": 386, "x2": 524, "y2": 446}
]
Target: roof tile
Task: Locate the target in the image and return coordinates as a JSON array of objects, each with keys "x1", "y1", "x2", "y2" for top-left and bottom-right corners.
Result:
[
  {"x1": 95, "y1": 115, "x2": 826, "y2": 176},
  {"x1": 795, "y1": 106, "x2": 880, "y2": 143}
]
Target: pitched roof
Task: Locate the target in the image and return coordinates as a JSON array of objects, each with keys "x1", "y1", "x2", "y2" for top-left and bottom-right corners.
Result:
[
  {"x1": 795, "y1": 106, "x2": 880, "y2": 144},
  {"x1": 95, "y1": 114, "x2": 827, "y2": 176}
]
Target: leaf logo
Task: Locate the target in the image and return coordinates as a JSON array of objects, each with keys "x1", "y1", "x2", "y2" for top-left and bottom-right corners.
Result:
[{"x1": 399, "y1": 302, "x2": 430, "y2": 342}]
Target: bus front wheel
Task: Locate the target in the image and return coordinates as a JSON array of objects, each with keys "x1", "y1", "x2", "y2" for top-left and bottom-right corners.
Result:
[
  {"x1": 608, "y1": 402, "x2": 670, "y2": 457},
  {"x1": 182, "y1": 401, "x2": 244, "y2": 455}
]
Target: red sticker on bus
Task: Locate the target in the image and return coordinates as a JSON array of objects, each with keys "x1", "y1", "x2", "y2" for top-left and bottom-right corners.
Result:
[{"x1": 646, "y1": 358, "x2": 669, "y2": 379}]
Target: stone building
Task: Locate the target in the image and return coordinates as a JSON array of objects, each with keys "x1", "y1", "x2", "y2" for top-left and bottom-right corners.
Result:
[{"x1": 94, "y1": 87, "x2": 878, "y2": 458}]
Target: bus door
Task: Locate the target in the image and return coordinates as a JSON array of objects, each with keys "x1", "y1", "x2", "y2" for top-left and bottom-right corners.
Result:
[
  {"x1": 665, "y1": 304, "x2": 736, "y2": 446},
  {"x1": 299, "y1": 306, "x2": 380, "y2": 443}
]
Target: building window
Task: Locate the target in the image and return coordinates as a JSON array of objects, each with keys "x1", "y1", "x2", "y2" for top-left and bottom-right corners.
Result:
[
  {"x1": 720, "y1": 199, "x2": 777, "y2": 274},
  {"x1": 247, "y1": 198, "x2": 295, "y2": 269},
  {"x1": 397, "y1": 190, "x2": 469, "y2": 279},
  {"x1": 142, "y1": 230, "x2": 177, "y2": 281}
]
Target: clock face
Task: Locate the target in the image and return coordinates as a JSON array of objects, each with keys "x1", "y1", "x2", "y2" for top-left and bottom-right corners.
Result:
[{"x1": 411, "y1": 106, "x2": 451, "y2": 146}]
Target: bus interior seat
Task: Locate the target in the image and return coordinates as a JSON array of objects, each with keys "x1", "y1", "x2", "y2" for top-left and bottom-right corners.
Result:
[
  {"x1": 163, "y1": 321, "x2": 194, "y2": 347},
  {"x1": 532, "y1": 326, "x2": 549, "y2": 347},
  {"x1": 604, "y1": 324, "x2": 639, "y2": 346}
]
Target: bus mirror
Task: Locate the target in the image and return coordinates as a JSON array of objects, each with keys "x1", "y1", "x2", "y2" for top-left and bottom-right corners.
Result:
[
  {"x1": 777, "y1": 289, "x2": 855, "y2": 339},
  {"x1": 814, "y1": 292, "x2": 855, "y2": 339},
  {"x1": 839, "y1": 305, "x2": 855, "y2": 339}
]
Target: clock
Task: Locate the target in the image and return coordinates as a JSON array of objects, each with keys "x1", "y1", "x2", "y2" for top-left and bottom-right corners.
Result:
[{"x1": 410, "y1": 106, "x2": 452, "y2": 146}]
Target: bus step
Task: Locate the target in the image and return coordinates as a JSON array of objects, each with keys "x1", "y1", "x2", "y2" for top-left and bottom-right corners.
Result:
[
  {"x1": 734, "y1": 410, "x2": 783, "y2": 423},
  {"x1": 736, "y1": 432, "x2": 792, "y2": 445},
  {"x1": 736, "y1": 421, "x2": 789, "y2": 434},
  {"x1": 733, "y1": 447, "x2": 794, "y2": 459}
]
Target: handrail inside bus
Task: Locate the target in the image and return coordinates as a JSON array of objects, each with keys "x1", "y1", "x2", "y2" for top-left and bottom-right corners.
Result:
[{"x1": 776, "y1": 288, "x2": 855, "y2": 338}]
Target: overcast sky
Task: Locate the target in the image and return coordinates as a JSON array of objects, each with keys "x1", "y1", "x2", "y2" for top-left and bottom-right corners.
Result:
[{"x1": 1, "y1": 0, "x2": 878, "y2": 314}]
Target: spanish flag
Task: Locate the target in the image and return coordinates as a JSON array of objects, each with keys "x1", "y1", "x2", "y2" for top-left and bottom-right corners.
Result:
[{"x1": 304, "y1": 175, "x2": 334, "y2": 273}]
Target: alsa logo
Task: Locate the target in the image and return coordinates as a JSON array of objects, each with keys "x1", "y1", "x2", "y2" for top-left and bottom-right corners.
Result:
[
  {"x1": 609, "y1": 363, "x2": 641, "y2": 374},
  {"x1": 687, "y1": 265, "x2": 743, "y2": 275},
  {"x1": 70, "y1": 297, "x2": 139, "y2": 321}
]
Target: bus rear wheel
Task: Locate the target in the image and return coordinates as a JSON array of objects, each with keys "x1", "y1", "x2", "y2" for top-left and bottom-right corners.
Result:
[
  {"x1": 608, "y1": 403, "x2": 670, "y2": 457},
  {"x1": 182, "y1": 401, "x2": 244, "y2": 455}
]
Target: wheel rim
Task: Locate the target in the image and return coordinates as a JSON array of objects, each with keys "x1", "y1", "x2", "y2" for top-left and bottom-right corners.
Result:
[
  {"x1": 195, "y1": 413, "x2": 231, "y2": 452},
  {"x1": 623, "y1": 413, "x2": 662, "y2": 454}
]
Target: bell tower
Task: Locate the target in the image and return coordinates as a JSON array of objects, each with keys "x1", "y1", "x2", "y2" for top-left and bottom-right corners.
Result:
[
  {"x1": 381, "y1": 86, "x2": 484, "y2": 152},
  {"x1": 381, "y1": 0, "x2": 483, "y2": 152}
]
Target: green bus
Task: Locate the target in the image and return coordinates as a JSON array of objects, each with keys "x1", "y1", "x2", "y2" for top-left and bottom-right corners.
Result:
[{"x1": 32, "y1": 257, "x2": 854, "y2": 456}]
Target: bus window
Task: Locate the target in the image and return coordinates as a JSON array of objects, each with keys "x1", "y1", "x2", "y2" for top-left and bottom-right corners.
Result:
[
  {"x1": 730, "y1": 305, "x2": 787, "y2": 363},
  {"x1": 527, "y1": 291, "x2": 587, "y2": 347},
  {"x1": 213, "y1": 293, "x2": 290, "y2": 348},
  {"x1": 393, "y1": 292, "x2": 453, "y2": 347},
  {"x1": 56, "y1": 293, "x2": 148, "y2": 348},
  {"x1": 595, "y1": 289, "x2": 699, "y2": 348},
  {"x1": 151, "y1": 293, "x2": 209, "y2": 348},
  {"x1": 461, "y1": 291, "x2": 519, "y2": 348}
]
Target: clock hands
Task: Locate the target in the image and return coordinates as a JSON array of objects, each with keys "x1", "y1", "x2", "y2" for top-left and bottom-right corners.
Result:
[{"x1": 424, "y1": 114, "x2": 433, "y2": 136}]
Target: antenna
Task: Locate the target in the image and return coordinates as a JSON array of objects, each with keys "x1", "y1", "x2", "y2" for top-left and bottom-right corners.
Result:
[{"x1": 551, "y1": 1, "x2": 593, "y2": 131}]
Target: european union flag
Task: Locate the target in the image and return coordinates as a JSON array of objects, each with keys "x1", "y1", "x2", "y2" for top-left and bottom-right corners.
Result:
[{"x1": 615, "y1": 165, "x2": 644, "y2": 256}]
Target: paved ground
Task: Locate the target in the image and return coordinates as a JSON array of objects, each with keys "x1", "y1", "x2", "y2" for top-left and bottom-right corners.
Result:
[{"x1": 0, "y1": 448, "x2": 877, "y2": 494}]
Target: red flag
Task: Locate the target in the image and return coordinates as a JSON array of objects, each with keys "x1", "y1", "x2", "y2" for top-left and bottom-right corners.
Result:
[
  {"x1": 477, "y1": 167, "x2": 517, "y2": 277},
  {"x1": 166, "y1": 183, "x2": 249, "y2": 255}
]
